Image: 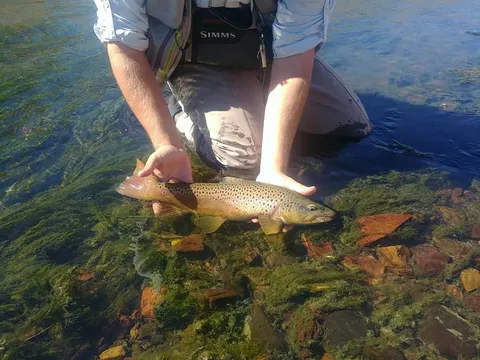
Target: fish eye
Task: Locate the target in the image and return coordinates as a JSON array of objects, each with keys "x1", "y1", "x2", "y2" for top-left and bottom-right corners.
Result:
[{"x1": 308, "y1": 205, "x2": 317, "y2": 211}]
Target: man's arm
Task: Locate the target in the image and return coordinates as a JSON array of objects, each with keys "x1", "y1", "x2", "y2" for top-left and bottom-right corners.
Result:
[
  {"x1": 256, "y1": 48, "x2": 316, "y2": 196},
  {"x1": 107, "y1": 42, "x2": 183, "y2": 150}
]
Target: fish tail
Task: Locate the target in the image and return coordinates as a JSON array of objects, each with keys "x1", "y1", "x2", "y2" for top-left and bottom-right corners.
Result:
[{"x1": 116, "y1": 175, "x2": 161, "y2": 200}]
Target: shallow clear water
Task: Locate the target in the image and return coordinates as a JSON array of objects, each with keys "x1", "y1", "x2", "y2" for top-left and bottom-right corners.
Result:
[{"x1": 1, "y1": 0, "x2": 480, "y2": 359}]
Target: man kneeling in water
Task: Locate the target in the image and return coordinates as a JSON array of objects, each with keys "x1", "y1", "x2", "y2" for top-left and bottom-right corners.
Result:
[{"x1": 92, "y1": 0, "x2": 372, "y2": 229}]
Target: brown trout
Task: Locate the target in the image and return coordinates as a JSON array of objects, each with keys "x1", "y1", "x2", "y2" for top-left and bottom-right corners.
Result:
[{"x1": 115, "y1": 159, "x2": 336, "y2": 234}]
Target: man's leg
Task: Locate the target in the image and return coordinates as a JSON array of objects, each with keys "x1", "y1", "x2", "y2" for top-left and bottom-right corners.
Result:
[
  {"x1": 299, "y1": 54, "x2": 373, "y2": 137},
  {"x1": 166, "y1": 63, "x2": 265, "y2": 174}
]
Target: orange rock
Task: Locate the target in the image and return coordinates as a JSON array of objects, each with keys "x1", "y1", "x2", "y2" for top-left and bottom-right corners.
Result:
[
  {"x1": 376, "y1": 246, "x2": 413, "y2": 274},
  {"x1": 356, "y1": 213, "x2": 413, "y2": 247},
  {"x1": 321, "y1": 353, "x2": 334, "y2": 360},
  {"x1": 141, "y1": 287, "x2": 166, "y2": 318},
  {"x1": 301, "y1": 234, "x2": 334, "y2": 259},
  {"x1": 342, "y1": 255, "x2": 385, "y2": 279},
  {"x1": 460, "y1": 268, "x2": 480, "y2": 292},
  {"x1": 445, "y1": 284, "x2": 464, "y2": 300},
  {"x1": 171, "y1": 234, "x2": 204, "y2": 252},
  {"x1": 76, "y1": 270, "x2": 94, "y2": 281},
  {"x1": 451, "y1": 187, "x2": 464, "y2": 203},
  {"x1": 130, "y1": 323, "x2": 140, "y2": 340},
  {"x1": 205, "y1": 288, "x2": 238, "y2": 306}
]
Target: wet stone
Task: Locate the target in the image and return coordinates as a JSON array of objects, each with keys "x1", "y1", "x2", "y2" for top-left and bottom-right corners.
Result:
[
  {"x1": 141, "y1": 287, "x2": 166, "y2": 319},
  {"x1": 204, "y1": 288, "x2": 238, "y2": 307},
  {"x1": 410, "y1": 246, "x2": 451, "y2": 277},
  {"x1": 376, "y1": 245, "x2": 413, "y2": 275},
  {"x1": 363, "y1": 347, "x2": 406, "y2": 360},
  {"x1": 418, "y1": 305, "x2": 479, "y2": 358},
  {"x1": 243, "y1": 304, "x2": 287, "y2": 351},
  {"x1": 357, "y1": 213, "x2": 413, "y2": 247},
  {"x1": 434, "y1": 238, "x2": 473, "y2": 260},
  {"x1": 342, "y1": 255, "x2": 385, "y2": 279},
  {"x1": 323, "y1": 310, "x2": 370, "y2": 350},
  {"x1": 470, "y1": 224, "x2": 480, "y2": 239},
  {"x1": 465, "y1": 293, "x2": 480, "y2": 312},
  {"x1": 451, "y1": 187, "x2": 464, "y2": 203},
  {"x1": 438, "y1": 206, "x2": 464, "y2": 227},
  {"x1": 99, "y1": 345, "x2": 126, "y2": 360},
  {"x1": 460, "y1": 268, "x2": 480, "y2": 292},
  {"x1": 171, "y1": 234, "x2": 204, "y2": 252},
  {"x1": 301, "y1": 234, "x2": 334, "y2": 259},
  {"x1": 138, "y1": 322, "x2": 158, "y2": 339},
  {"x1": 446, "y1": 284, "x2": 464, "y2": 300}
]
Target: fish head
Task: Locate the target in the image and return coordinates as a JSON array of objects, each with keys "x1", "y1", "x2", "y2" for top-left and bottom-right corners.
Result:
[{"x1": 279, "y1": 196, "x2": 336, "y2": 225}]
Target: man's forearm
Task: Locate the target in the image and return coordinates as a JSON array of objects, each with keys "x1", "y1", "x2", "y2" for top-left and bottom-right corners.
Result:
[
  {"x1": 260, "y1": 48, "x2": 315, "y2": 173},
  {"x1": 107, "y1": 42, "x2": 183, "y2": 150}
]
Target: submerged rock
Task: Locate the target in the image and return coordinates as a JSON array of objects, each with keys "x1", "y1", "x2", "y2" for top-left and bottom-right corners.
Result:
[
  {"x1": 243, "y1": 304, "x2": 287, "y2": 351},
  {"x1": 99, "y1": 345, "x2": 126, "y2": 360},
  {"x1": 410, "y1": 246, "x2": 451, "y2": 277},
  {"x1": 460, "y1": 268, "x2": 480, "y2": 292},
  {"x1": 437, "y1": 206, "x2": 464, "y2": 227},
  {"x1": 418, "y1": 305, "x2": 479, "y2": 358},
  {"x1": 141, "y1": 287, "x2": 166, "y2": 319},
  {"x1": 357, "y1": 213, "x2": 413, "y2": 247},
  {"x1": 434, "y1": 238, "x2": 473, "y2": 260},
  {"x1": 323, "y1": 310, "x2": 370, "y2": 349},
  {"x1": 204, "y1": 288, "x2": 239, "y2": 307},
  {"x1": 301, "y1": 234, "x2": 334, "y2": 259},
  {"x1": 171, "y1": 234, "x2": 204, "y2": 252},
  {"x1": 465, "y1": 294, "x2": 480, "y2": 312},
  {"x1": 445, "y1": 284, "x2": 464, "y2": 300},
  {"x1": 363, "y1": 347, "x2": 406, "y2": 360},
  {"x1": 376, "y1": 245, "x2": 413, "y2": 275},
  {"x1": 342, "y1": 255, "x2": 385, "y2": 279},
  {"x1": 470, "y1": 224, "x2": 480, "y2": 239}
]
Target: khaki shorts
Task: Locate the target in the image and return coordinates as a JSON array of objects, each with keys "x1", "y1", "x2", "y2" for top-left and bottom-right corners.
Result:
[{"x1": 165, "y1": 54, "x2": 372, "y2": 173}]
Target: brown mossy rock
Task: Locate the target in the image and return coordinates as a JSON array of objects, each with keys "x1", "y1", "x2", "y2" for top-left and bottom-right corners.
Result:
[
  {"x1": 356, "y1": 213, "x2": 413, "y2": 247},
  {"x1": 437, "y1": 206, "x2": 465, "y2": 227},
  {"x1": 363, "y1": 347, "x2": 406, "y2": 360},
  {"x1": 204, "y1": 288, "x2": 239, "y2": 307},
  {"x1": 376, "y1": 245, "x2": 413, "y2": 275},
  {"x1": 171, "y1": 234, "x2": 204, "y2": 252},
  {"x1": 464, "y1": 293, "x2": 480, "y2": 312},
  {"x1": 342, "y1": 255, "x2": 385, "y2": 279},
  {"x1": 323, "y1": 310, "x2": 370, "y2": 350},
  {"x1": 445, "y1": 284, "x2": 464, "y2": 300},
  {"x1": 470, "y1": 224, "x2": 480, "y2": 239},
  {"x1": 243, "y1": 304, "x2": 287, "y2": 351},
  {"x1": 434, "y1": 238, "x2": 473, "y2": 260},
  {"x1": 410, "y1": 246, "x2": 451, "y2": 277},
  {"x1": 417, "y1": 305, "x2": 479, "y2": 358}
]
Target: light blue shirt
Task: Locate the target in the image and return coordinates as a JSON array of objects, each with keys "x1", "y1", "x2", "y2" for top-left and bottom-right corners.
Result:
[{"x1": 92, "y1": 0, "x2": 336, "y2": 59}]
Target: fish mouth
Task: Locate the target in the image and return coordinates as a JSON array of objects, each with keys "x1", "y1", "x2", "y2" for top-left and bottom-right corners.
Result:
[{"x1": 315, "y1": 215, "x2": 335, "y2": 223}]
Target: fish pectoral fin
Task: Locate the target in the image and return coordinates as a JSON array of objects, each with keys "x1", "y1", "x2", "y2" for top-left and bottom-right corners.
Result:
[
  {"x1": 154, "y1": 203, "x2": 185, "y2": 219},
  {"x1": 257, "y1": 216, "x2": 283, "y2": 235},
  {"x1": 193, "y1": 215, "x2": 226, "y2": 234}
]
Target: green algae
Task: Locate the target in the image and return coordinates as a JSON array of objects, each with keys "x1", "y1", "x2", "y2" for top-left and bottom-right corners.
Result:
[{"x1": 328, "y1": 169, "x2": 447, "y2": 217}]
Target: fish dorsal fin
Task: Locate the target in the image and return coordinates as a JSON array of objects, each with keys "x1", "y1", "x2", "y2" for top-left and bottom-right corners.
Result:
[
  {"x1": 133, "y1": 158, "x2": 146, "y2": 176},
  {"x1": 193, "y1": 214, "x2": 225, "y2": 234},
  {"x1": 155, "y1": 203, "x2": 185, "y2": 219},
  {"x1": 257, "y1": 215, "x2": 283, "y2": 235}
]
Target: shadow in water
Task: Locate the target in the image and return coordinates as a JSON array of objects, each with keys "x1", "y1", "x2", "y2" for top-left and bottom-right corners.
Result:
[{"x1": 289, "y1": 92, "x2": 480, "y2": 196}]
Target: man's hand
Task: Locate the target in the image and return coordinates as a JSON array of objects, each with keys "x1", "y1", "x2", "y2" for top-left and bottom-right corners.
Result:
[
  {"x1": 138, "y1": 145, "x2": 193, "y2": 215},
  {"x1": 252, "y1": 171, "x2": 316, "y2": 232},
  {"x1": 256, "y1": 171, "x2": 316, "y2": 197}
]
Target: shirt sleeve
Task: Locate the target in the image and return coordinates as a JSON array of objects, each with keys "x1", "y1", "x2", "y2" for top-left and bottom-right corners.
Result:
[
  {"x1": 92, "y1": 0, "x2": 150, "y2": 51},
  {"x1": 272, "y1": 0, "x2": 336, "y2": 59}
]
